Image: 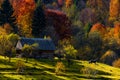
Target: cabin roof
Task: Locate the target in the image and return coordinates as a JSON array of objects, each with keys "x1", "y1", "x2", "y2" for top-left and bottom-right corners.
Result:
[{"x1": 16, "y1": 37, "x2": 56, "y2": 51}]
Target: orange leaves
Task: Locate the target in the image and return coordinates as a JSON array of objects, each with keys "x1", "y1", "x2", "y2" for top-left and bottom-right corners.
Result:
[
  {"x1": 65, "y1": 0, "x2": 73, "y2": 7},
  {"x1": 90, "y1": 23, "x2": 106, "y2": 35},
  {"x1": 114, "y1": 23, "x2": 120, "y2": 38},
  {"x1": 25, "y1": 0, "x2": 33, "y2": 3},
  {"x1": 12, "y1": 0, "x2": 36, "y2": 22},
  {"x1": 11, "y1": 0, "x2": 35, "y2": 37},
  {"x1": 3, "y1": 23, "x2": 13, "y2": 34},
  {"x1": 0, "y1": 27, "x2": 6, "y2": 35},
  {"x1": 109, "y1": 0, "x2": 120, "y2": 21}
]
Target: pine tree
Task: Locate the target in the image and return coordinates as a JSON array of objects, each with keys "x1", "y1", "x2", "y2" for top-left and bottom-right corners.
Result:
[
  {"x1": 32, "y1": 5, "x2": 46, "y2": 37},
  {"x1": 0, "y1": 0, "x2": 18, "y2": 33}
]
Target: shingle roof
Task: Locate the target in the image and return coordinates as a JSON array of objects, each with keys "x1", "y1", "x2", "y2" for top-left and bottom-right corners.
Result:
[{"x1": 20, "y1": 37, "x2": 56, "y2": 50}]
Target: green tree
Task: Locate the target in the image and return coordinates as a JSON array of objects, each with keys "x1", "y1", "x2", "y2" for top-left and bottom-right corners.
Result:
[
  {"x1": 7, "y1": 34, "x2": 19, "y2": 62},
  {"x1": 32, "y1": 5, "x2": 46, "y2": 37},
  {"x1": 22, "y1": 43, "x2": 38, "y2": 62},
  {"x1": 59, "y1": 39, "x2": 77, "y2": 67},
  {"x1": 0, "y1": 35, "x2": 12, "y2": 62},
  {"x1": 0, "y1": 0, "x2": 18, "y2": 33},
  {"x1": 0, "y1": 34, "x2": 19, "y2": 62},
  {"x1": 8, "y1": 33, "x2": 19, "y2": 46}
]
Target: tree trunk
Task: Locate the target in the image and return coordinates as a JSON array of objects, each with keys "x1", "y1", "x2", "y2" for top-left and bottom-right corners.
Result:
[
  {"x1": 67, "y1": 58, "x2": 71, "y2": 67},
  {"x1": 8, "y1": 57, "x2": 11, "y2": 62},
  {"x1": 26, "y1": 57, "x2": 28, "y2": 63}
]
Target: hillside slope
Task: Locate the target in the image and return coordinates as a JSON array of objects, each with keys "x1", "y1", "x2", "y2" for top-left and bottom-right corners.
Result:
[{"x1": 0, "y1": 56, "x2": 120, "y2": 80}]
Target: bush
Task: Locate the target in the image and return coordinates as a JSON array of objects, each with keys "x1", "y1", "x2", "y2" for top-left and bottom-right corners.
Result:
[
  {"x1": 81, "y1": 67, "x2": 98, "y2": 77},
  {"x1": 112, "y1": 59, "x2": 120, "y2": 68},
  {"x1": 77, "y1": 46, "x2": 92, "y2": 60},
  {"x1": 100, "y1": 50, "x2": 118, "y2": 65},
  {"x1": 55, "y1": 61, "x2": 65, "y2": 75},
  {"x1": 16, "y1": 60, "x2": 25, "y2": 74}
]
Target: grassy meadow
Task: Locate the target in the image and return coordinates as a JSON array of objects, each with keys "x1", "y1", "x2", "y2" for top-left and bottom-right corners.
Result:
[{"x1": 0, "y1": 56, "x2": 120, "y2": 80}]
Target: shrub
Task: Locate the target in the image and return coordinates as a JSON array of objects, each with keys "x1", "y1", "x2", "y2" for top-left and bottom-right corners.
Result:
[
  {"x1": 81, "y1": 67, "x2": 98, "y2": 77},
  {"x1": 112, "y1": 59, "x2": 120, "y2": 68},
  {"x1": 55, "y1": 61, "x2": 65, "y2": 75},
  {"x1": 100, "y1": 50, "x2": 118, "y2": 65},
  {"x1": 16, "y1": 60, "x2": 25, "y2": 74}
]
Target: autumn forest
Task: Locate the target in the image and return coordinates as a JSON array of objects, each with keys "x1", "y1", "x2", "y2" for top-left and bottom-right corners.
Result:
[{"x1": 0, "y1": 0, "x2": 120, "y2": 79}]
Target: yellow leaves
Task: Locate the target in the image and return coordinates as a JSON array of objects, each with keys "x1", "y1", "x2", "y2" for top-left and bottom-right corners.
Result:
[
  {"x1": 64, "y1": 45, "x2": 77, "y2": 54},
  {"x1": 19, "y1": 13, "x2": 32, "y2": 37},
  {"x1": 55, "y1": 61, "x2": 65, "y2": 75},
  {"x1": 109, "y1": 0, "x2": 120, "y2": 21},
  {"x1": 7, "y1": 33, "x2": 19, "y2": 45},
  {"x1": 113, "y1": 58, "x2": 120, "y2": 68},
  {"x1": 0, "y1": 27, "x2": 7, "y2": 35},
  {"x1": 22, "y1": 43, "x2": 38, "y2": 53},
  {"x1": 12, "y1": 0, "x2": 35, "y2": 37},
  {"x1": 61, "y1": 40, "x2": 77, "y2": 58},
  {"x1": 22, "y1": 44, "x2": 32, "y2": 52},
  {"x1": 58, "y1": 39, "x2": 77, "y2": 58}
]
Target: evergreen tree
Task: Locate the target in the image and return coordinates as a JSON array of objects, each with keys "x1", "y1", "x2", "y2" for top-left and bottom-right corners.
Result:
[
  {"x1": 32, "y1": 5, "x2": 46, "y2": 37},
  {"x1": 0, "y1": 0, "x2": 18, "y2": 33}
]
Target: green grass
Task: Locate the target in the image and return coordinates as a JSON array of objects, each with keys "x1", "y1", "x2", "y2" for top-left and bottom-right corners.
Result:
[{"x1": 0, "y1": 55, "x2": 120, "y2": 80}]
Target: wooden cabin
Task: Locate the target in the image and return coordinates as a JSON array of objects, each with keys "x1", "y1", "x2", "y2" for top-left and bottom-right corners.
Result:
[{"x1": 16, "y1": 37, "x2": 56, "y2": 59}]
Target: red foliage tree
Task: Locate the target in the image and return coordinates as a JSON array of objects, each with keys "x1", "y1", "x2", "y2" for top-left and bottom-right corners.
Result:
[
  {"x1": 45, "y1": 9, "x2": 71, "y2": 39},
  {"x1": 11, "y1": 0, "x2": 36, "y2": 23},
  {"x1": 57, "y1": 0, "x2": 64, "y2": 7}
]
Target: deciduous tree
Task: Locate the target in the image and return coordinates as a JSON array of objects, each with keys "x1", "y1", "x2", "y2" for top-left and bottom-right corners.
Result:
[
  {"x1": 109, "y1": 0, "x2": 120, "y2": 22},
  {"x1": 22, "y1": 43, "x2": 38, "y2": 62},
  {"x1": 45, "y1": 9, "x2": 71, "y2": 40},
  {"x1": 12, "y1": 0, "x2": 35, "y2": 36}
]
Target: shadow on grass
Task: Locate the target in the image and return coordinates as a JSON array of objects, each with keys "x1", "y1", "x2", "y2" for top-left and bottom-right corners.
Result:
[
  {"x1": 0, "y1": 57, "x2": 115, "y2": 80},
  {"x1": 0, "y1": 74, "x2": 17, "y2": 80}
]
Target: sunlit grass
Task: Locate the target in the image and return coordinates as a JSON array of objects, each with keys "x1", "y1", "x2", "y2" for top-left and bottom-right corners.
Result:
[
  {"x1": 75, "y1": 60, "x2": 120, "y2": 79},
  {"x1": 0, "y1": 55, "x2": 120, "y2": 79}
]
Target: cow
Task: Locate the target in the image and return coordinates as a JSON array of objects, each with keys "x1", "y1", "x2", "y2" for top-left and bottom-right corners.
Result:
[{"x1": 89, "y1": 59, "x2": 97, "y2": 64}]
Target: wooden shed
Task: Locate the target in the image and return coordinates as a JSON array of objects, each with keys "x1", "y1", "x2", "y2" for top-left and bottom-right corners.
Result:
[{"x1": 16, "y1": 37, "x2": 56, "y2": 59}]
